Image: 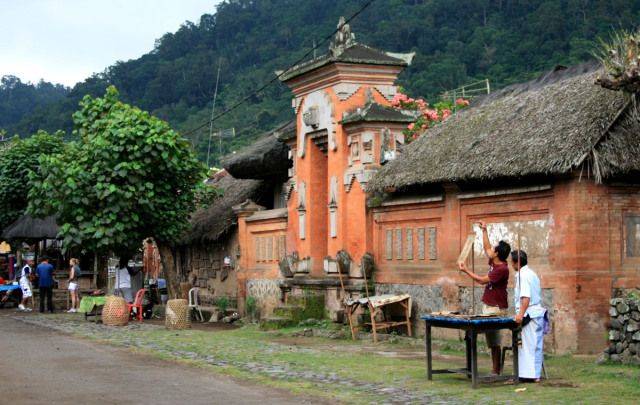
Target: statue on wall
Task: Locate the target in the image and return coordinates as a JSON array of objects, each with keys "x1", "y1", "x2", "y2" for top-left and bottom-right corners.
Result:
[{"x1": 336, "y1": 250, "x2": 352, "y2": 274}]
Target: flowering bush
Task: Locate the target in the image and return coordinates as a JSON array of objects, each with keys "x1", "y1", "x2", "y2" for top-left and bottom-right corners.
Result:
[{"x1": 391, "y1": 91, "x2": 469, "y2": 142}]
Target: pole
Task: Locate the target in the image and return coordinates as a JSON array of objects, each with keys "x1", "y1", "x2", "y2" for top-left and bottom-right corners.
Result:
[
  {"x1": 206, "y1": 59, "x2": 222, "y2": 168},
  {"x1": 471, "y1": 241, "x2": 476, "y2": 315}
]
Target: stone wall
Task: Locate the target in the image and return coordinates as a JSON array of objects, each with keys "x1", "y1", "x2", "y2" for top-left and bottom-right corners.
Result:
[
  {"x1": 247, "y1": 279, "x2": 282, "y2": 318},
  {"x1": 601, "y1": 297, "x2": 640, "y2": 365}
]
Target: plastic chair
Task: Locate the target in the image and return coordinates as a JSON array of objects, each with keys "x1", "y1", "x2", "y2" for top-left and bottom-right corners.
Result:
[
  {"x1": 128, "y1": 288, "x2": 146, "y2": 322},
  {"x1": 188, "y1": 287, "x2": 204, "y2": 322}
]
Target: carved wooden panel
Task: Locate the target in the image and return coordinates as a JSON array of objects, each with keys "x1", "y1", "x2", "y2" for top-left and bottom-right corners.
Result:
[
  {"x1": 406, "y1": 229, "x2": 413, "y2": 260},
  {"x1": 395, "y1": 229, "x2": 403, "y2": 260},
  {"x1": 278, "y1": 235, "x2": 286, "y2": 259},
  {"x1": 267, "y1": 237, "x2": 273, "y2": 261},
  {"x1": 429, "y1": 227, "x2": 437, "y2": 260},
  {"x1": 417, "y1": 228, "x2": 425, "y2": 260},
  {"x1": 385, "y1": 229, "x2": 393, "y2": 260}
]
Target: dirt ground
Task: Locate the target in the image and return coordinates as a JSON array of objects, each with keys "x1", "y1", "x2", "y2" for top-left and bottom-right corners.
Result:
[{"x1": 0, "y1": 313, "x2": 322, "y2": 405}]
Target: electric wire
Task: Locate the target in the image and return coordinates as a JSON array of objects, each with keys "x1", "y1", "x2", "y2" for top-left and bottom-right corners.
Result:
[{"x1": 183, "y1": 0, "x2": 376, "y2": 138}]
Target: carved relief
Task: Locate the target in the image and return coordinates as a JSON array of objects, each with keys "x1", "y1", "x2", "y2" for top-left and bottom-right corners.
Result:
[
  {"x1": 329, "y1": 16, "x2": 356, "y2": 57},
  {"x1": 429, "y1": 227, "x2": 437, "y2": 260},
  {"x1": 329, "y1": 176, "x2": 338, "y2": 238},
  {"x1": 386, "y1": 230, "x2": 393, "y2": 260},
  {"x1": 417, "y1": 228, "x2": 426, "y2": 260},
  {"x1": 333, "y1": 83, "x2": 361, "y2": 101},
  {"x1": 406, "y1": 229, "x2": 413, "y2": 260},
  {"x1": 298, "y1": 182, "x2": 306, "y2": 240},
  {"x1": 361, "y1": 132, "x2": 374, "y2": 164},
  {"x1": 395, "y1": 229, "x2": 403, "y2": 260},
  {"x1": 298, "y1": 90, "x2": 335, "y2": 157},
  {"x1": 303, "y1": 106, "x2": 320, "y2": 129}
]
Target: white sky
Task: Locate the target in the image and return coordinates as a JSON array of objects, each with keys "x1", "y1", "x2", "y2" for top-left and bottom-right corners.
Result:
[{"x1": 0, "y1": 0, "x2": 220, "y2": 87}]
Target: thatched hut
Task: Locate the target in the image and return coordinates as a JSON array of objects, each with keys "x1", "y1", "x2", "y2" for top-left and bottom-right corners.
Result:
[
  {"x1": 2, "y1": 215, "x2": 59, "y2": 240},
  {"x1": 220, "y1": 120, "x2": 294, "y2": 181},
  {"x1": 368, "y1": 62, "x2": 638, "y2": 193},
  {"x1": 364, "y1": 63, "x2": 640, "y2": 353},
  {"x1": 178, "y1": 121, "x2": 293, "y2": 307}
]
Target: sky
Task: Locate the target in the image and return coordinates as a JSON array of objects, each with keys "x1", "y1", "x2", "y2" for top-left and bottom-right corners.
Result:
[{"x1": 0, "y1": 0, "x2": 220, "y2": 87}]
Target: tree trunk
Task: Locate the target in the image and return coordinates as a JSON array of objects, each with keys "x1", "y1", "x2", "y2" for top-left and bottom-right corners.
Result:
[{"x1": 157, "y1": 243, "x2": 180, "y2": 300}]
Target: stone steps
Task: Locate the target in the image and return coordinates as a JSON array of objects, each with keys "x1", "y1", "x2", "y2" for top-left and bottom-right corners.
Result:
[
  {"x1": 260, "y1": 316, "x2": 295, "y2": 330},
  {"x1": 272, "y1": 304, "x2": 304, "y2": 320}
]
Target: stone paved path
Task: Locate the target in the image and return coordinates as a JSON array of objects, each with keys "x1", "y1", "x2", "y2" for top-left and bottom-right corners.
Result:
[
  {"x1": 10, "y1": 313, "x2": 460, "y2": 404},
  {"x1": 0, "y1": 314, "x2": 322, "y2": 405}
]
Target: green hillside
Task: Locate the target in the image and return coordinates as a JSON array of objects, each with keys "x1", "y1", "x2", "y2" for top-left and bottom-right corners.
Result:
[{"x1": 2, "y1": 0, "x2": 639, "y2": 164}]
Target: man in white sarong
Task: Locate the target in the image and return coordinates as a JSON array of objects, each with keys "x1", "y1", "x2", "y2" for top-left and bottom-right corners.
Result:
[{"x1": 511, "y1": 250, "x2": 546, "y2": 382}]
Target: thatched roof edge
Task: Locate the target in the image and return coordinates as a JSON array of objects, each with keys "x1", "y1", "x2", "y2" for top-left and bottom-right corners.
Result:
[{"x1": 368, "y1": 63, "x2": 636, "y2": 192}]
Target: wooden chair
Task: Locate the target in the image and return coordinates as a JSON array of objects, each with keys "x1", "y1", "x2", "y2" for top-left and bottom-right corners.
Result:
[
  {"x1": 128, "y1": 288, "x2": 146, "y2": 322},
  {"x1": 188, "y1": 287, "x2": 204, "y2": 322}
]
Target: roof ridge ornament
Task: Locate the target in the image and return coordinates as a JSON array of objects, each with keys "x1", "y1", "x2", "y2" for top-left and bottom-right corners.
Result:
[{"x1": 329, "y1": 16, "x2": 356, "y2": 57}]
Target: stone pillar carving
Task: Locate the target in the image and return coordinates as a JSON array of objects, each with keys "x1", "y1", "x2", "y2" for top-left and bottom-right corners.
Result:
[
  {"x1": 329, "y1": 176, "x2": 338, "y2": 238},
  {"x1": 297, "y1": 181, "x2": 306, "y2": 240}
]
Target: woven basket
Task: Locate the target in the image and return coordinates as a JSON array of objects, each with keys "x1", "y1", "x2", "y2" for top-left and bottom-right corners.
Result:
[
  {"x1": 165, "y1": 299, "x2": 191, "y2": 330},
  {"x1": 102, "y1": 296, "x2": 129, "y2": 326}
]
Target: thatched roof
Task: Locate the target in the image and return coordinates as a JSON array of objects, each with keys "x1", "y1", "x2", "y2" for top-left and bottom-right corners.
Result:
[
  {"x1": 2, "y1": 215, "x2": 59, "y2": 240},
  {"x1": 368, "y1": 63, "x2": 636, "y2": 192},
  {"x1": 342, "y1": 102, "x2": 417, "y2": 125},
  {"x1": 220, "y1": 121, "x2": 293, "y2": 181},
  {"x1": 279, "y1": 43, "x2": 409, "y2": 82},
  {"x1": 184, "y1": 173, "x2": 265, "y2": 244}
]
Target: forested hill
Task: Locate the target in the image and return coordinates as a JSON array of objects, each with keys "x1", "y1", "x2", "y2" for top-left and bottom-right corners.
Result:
[
  {"x1": 0, "y1": 76, "x2": 68, "y2": 135},
  {"x1": 2, "y1": 0, "x2": 639, "y2": 163}
]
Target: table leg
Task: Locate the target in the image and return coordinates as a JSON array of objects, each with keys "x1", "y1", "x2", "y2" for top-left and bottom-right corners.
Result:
[
  {"x1": 470, "y1": 330, "x2": 478, "y2": 388},
  {"x1": 465, "y1": 331, "x2": 471, "y2": 379},
  {"x1": 370, "y1": 307, "x2": 378, "y2": 343},
  {"x1": 426, "y1": 322, "x2": 432, "y2": 380},
  {"x1": 512, "y1": 328, "x2": 519, "y2": 384}
]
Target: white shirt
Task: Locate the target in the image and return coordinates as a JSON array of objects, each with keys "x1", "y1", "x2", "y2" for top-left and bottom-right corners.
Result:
[
  {"x1": 115, "y1": 267, "x2": 131, "y2": 289},
  {"x1": 514, "y1": 265, "x2": 545, "y2": 318},
  {"x1": 20, "y1": 265, "x2": 31, "y2": 281}
]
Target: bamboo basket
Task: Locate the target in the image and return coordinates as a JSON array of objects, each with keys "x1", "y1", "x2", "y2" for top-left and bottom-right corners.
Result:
[
  {"x1": 165, "y1": 299, "x2": 190, "y2": 330},
  {"x1": 102, "y1": 296, "x2": 129, "y2": 326}
]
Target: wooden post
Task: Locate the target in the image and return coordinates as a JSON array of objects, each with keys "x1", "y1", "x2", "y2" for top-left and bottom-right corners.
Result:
[
  {"x1": 370, "y1": 304, "x2": 378, "y2": 343},
  {"x1": 471, "y1": 241, "x2": 476, "y2": 315},
  {"x1": 426, "y1": 321, "x2": 432, "y2": 380},
  {"x1": 465, "y1": 331, "x2": 472, "y2": 378},
  {"x1": 403, "y1": 300, "x2": 412, "y2": 337},
  {"x1": 512, "y1": 328, "x2": 519, "y2": 384},
  {"x1": 470, "y1": 330, "x2": 478, "y2": 388}
]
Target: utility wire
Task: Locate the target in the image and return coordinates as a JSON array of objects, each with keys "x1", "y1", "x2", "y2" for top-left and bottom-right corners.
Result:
[
  {"x1": 183, "y1": 0, "x2": 375, "y2": 138},
  {"x1": 206, "y1": 59, "x2": 222, "y2": 168}
]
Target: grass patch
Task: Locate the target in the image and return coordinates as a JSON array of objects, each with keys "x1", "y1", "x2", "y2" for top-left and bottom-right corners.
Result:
[{"x1": 23, "y1": 314, "x2": 640, "y2": 404}]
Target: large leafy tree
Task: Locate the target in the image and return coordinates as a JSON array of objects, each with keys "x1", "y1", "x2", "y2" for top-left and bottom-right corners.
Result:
[
  {"x1": 0, "y1": 130, "x2": 64, "y2": 233},
  {"x1": 28, "y1": 87, "x2": 206, "y2": 296}
]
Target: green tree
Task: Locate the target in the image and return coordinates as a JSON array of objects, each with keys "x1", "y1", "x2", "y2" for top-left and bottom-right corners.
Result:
[
  {"x1": 28, "y1": 87, "x2": 206, "y2": 296},
  {"x1": 0, "y1": 130, "x2": 64, "y2": 234}
]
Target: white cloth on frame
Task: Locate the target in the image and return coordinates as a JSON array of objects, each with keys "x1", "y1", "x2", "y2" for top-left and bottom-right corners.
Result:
[
  {"x1": 519, "y1": 316, "x2": 544, "y2": 379},
  {"x1": 115, "y1": 267, "x2": 131, "y2": 289}
]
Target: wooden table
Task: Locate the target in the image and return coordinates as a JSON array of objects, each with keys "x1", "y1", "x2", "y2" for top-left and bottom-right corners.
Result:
[
  {"x1": 346, "y1": 294, "x2": 412, "y2": 342},
  {"x1": 421, "y1": 314, "x2": 520, "y2": 388}
]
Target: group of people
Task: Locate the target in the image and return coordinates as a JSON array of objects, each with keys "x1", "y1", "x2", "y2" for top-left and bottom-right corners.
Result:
[
  {"x1": 18, "y1": 257, "x2": 82, "y2": 313},
  {"x1": 458, "y1": 220, "x2": 547, "y2": 382}
]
